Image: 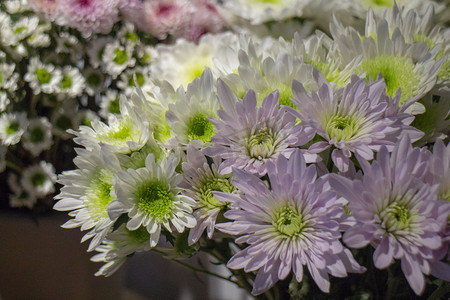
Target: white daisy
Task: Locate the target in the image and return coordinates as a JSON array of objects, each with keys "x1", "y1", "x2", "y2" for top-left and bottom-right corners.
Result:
[
  {"x1": 2, "y1": 15, "x2": 39, "y2": 46},
  {"x1": 135, "y1": 44, "x2": 158, "y2": 66},
  {"x1": 108, "y1": 153, "x2": 197, "y2": 247},
  {"x1": 116, "y1": 66, "x2": 152, "y2": 96},
  {"x1": 54, "y1": 145, "x2": 122, "y2": 251},
  {"x1": 0, "y1": 62, "x2": 19, "y2": 91},
  {"x1": 165, "y1": 68, "x2": 219, "y2": 148},
  {"x1": 83, "y1": 67, "x2": 106, "y2": 96},
  {"x1": 4, "y1": 0, "x2": 31, "y2": 14},
  {"x1": 101, "y1": 41, "x2": 136, "y2": 79},
  {"x1": 87, "y1": 36, "x2": 115, "y2": 68},
  {"x1": 20, "y1": 160, "x2": 57, "y2": 198},
  {"x1": 99, "y1": 90, "x2": 121, "y2": 119},
  {"x1": 0, "y1": 112, "x2": 28, "y2": 146},
  {"x1": 58, "y1": 66, "x2": 85, "y2": 97},
  {"x1": 24, "y1": 57, "x2": 62, "y2": 95},
  {"x1": 22, "y1": 117, "x2": 53, "y2": 156},
  {"x1": 150, "y1": 32, "x2": 239, "y2": 89},
  {"x1": 91, "y1": 224, "x2": 151, "y2": 277}
]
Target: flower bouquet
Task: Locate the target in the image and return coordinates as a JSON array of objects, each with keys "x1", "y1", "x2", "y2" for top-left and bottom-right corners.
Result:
[{"x1": 3, "y1": 0, "x2": 450, "y2": 298}]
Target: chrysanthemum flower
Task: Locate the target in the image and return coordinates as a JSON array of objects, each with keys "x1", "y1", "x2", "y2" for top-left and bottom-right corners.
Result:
[
  {"x1": 150, "y1": 32, "x2": 239, "y2": 89},
  {"x1": 165, "y1": 68, "x2": 219, "y2": 147},
  {"x1": 108, "y1": 153, "x2": 197, "y2": 247},
  {"x1": 101, "y1": 41, "x2": 136, "y2": 79},
  {"x1": 289, "y1": 72, "x2": 423, "y2": 172},
  {"x1": 331, "y1": 8, "x2": 444, "y2": 111},
  {"x1": 116, "y1": 66, "x2": 152, "y2": 96},
  {"x1": 83, "y1": 67, "x2": 106, "y2": 96},
  {"x1": 22, "y1": 117, "x2": 53, "y2": 156},
  {"x1": 58, "y1": 66, "x2": 85, "y2": 97},
  {"x1": 215, "y1": 150, "x2": 365, "y2": 295},
  {"x1": 55, "y1": 0, "x2": 121, "y2": 38},
  {"x1": 180, "y1": 145, "x2": 235, "y2": 245},
  {"x1": 21, "y1": 160, "x2": 57, "y2": 198},
  {"x1": 0, "y1": 112, "x2": 27, "y2": 146},
  {"x1": 71, "y1": 96, "x2": 149, "y2": 153},
  {"x1": 24, "y1": 57, "x2": 62, "y2": 95},
  {"x1": 54, "y1": 145, "x2": 122, "y2": 251},
  {"x1": 0, "y1": 62, "x2": 19, "y2": 91},
  {"x1": 204, "y1": 80, "x2": 315, "y2": 176},
  {"x1": 329, "y1": 137, "x2": 450, "y2": 295},
  {"x1": 91, "y1": 224, "x2": 151, "y2": 277},
  {"x1": 8, "y1": 173, "x2": 37, "y2": 209},
  {"x1": 99, "y1": 90, "x2": 121, "y2": 119}
]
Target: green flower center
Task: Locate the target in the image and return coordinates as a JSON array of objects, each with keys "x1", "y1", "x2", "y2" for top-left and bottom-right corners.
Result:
[
  {"x1": 307, "y1": 60, "x2": 345, "y2": 87},
  {"x1": 247, "y1": 128, "x2": 276, "y2": 160},
  {"x1": 61, "y1": 75, "x2": 72, "y2": 89},
  {"x1": 31, "y1": 172, "x2": 46, "y2": 187},
  {"x1": 55, "y1": 115, "x2": 72, "y2": 130},
  {"x1": 124, "y1": 143, "x2": 164, "y2": 169},
  {"x1": 261, "y1": 83, "x2": 295, "y2": 108},
  {"x1": 29, "y1": 126, "x2": 44, "y2": 143},
  {"x1": 98, "y1": 119, "x2": 134, "y2": 146},
  {"x1": 187, "y1": 114, "x2": 214, "y2": 143},
  {"x1": 127, "y1": 226, "x2": 150, "y2": 244},
  {"x1": 86, "y1": 171, "x2": 114, "y2": 221},
  {"x1": 326, "y1": 114, "x2": 361, "y2": 141},
  {"x1": 6, "y1": 121, "x2": 19, "y2": 135},
  {"x1": 128, "y1": 72, "x2": 145, "y2": 87},
  {"x1": 14, "y1": 26, "x2": 27, "y2": 34},
  {"x1": 109, "y1": 98, "x2": 120, "y2": 114},
  {"x1": 153, "y1": 120, "x2": 171, "y2": 143},
  {"x1": 36, "y1": 68, "x2": 51, "y2": 85},
  {"x1": 381, "y1": 202, "x2": 412, "y2": 232},
  {"x1": 198, "y1": 177, "x2": 234, "y2": 209},
  {"x1": 357, "y1": 55, "x2": 420, "y2": 105},
  {"x1": 135, "y1": 180, "x2": 173, "y2": 220},
  {"x1": 87, "y1": 73, "x2": 101, "y2": 87},
  {"x1": 273, "y1": 207, "x2": 305, "y2": 238},
  {"x1": 140, "y1": 53, "x2": 151, "y2": 65},
  {"x1": 126, "y1": 32, "x2": 138, "y2": 42},
  {"x1": 113, "y1": 49, "x2": 128, "y2": 65},
  {"x1": 359, "y1": 0, "x2": 394, "y2": 9}
]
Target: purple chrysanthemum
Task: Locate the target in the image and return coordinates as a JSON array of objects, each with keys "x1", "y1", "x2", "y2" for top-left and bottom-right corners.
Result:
[
  {"x1": 203, "y1": 80, "x2": 314, "y2": 176},
  {"x1": 329, "y1": 137, "x2": 450, "y2": 295},
  {"x1": 215, "y1": 150, "x2": 365, "y2": 295},
  {"x1": 180, "y1": 145, "x2": 235, "y2": 245},
  {"x1": 289, "y1": 71, "x2": 423, "y2": 172},
  {"x1": 56, "y1": 0, "x2": 121, "y2": 37}
]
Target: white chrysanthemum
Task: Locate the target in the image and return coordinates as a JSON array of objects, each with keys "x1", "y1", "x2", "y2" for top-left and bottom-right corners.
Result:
[
  {"x1": 99, "y1": 90, "x2": 121, "y2": 119},
  {"x1": 108, "y1": 153, "x2": 197, "y2": 247},
  {"x1": 2, "y1": 15, "x2": 39, "y2": 46},
  {"x1": 25, "y1": 22, "x2": 51, "y2": 48},
  {"x1": 221, "y1": 0, "x2": 308, "y2": 25},
  {"x1": 21, "y1": 161, "x2": 56, "y2": 198},
  {"x1": 135, "y1": 44, "x2": 158, "y2": 66},
  {"x1": 331, "y1": 8, "x2": 444, "y2": 113},
  {"x1": 102, "y1": 41, "x2": 136, "y2": 79},
  {"x1": 116, "y1": 66, "x2": 152, "y2": 96},
  {"x1": 165, "y1": 68, "x2": 219, "y2": 147},
  {"x1": 71, "y1": 96, "x2": 149, "y2": 153},
  {"x1": 8, "y1": 173, "x2": 37, "y2": 209},
  {"x1": 91, "y1": 225, "x2": 151, "y2": 277},
  {"x1": 117, "y1": 22, "x2": 139, "y2": 48},
  {"x1": 150, "y1": 32, "x2": 239, "y2": 89},
  {"x1": 4, "y1": 0, "x2": 31, "y2": 13},
  {"x1": 24, "y1": 57, "x2": 62, "y2": 95},
  {"x1": 0, "y1": 63, "x2": 19, "y2": 91},
  {"x1": 56, "y1": 32, "x2": 81, "y2": 54},
  {"x1": 83, "y1": 67, "x2": 106, "y2": 96},
  {"x1": 22, "y1": 117, "x2": 53, "y2": 156},
  {"x1": 0, "y1": 112, "x2": 28, "y2": 146},
  {"x1": 54, "y1": 146, "x2": 122, "y2": 251},
  {"x1": 58, "y1": 66, "x2": 85, "y2": 97},
  {"x1": 87, "y1": 36, "x2": 115, "y2": 68}
]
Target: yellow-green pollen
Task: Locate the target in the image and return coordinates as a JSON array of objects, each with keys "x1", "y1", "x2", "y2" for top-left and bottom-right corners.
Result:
[
  {"x1": 307, "y1": 60, "x2": 345, "y2": 87},
  {"x1": 128, "y1": 73, "x2": 145, "y2": 87},
  {"x1": 6, "y1": 121, "x2": 19, "y2": 135},
  {"x1": 29, "y1": 126, "x2": 44, "y2": 143},
  {"x1": 198, "y1": 177, "x2": 234, "y2": 209},
  {"x1": 187, "y1": 114, "x2": 215, "y2": 143},
  {"x1": 325, "y1": 114, "x2": 361, "y2": 141},
  {"x1": 380, "y1": 202, "x2": 412, "y2": 232},
  {"x1": 113, "y1": 49, "x2": 128, "y2": 65},
  {"x1": 357, "y1": 55, "x2": 420, "y2": 105},
  {"x1": 135, "y1": 180, "x2": 174, "y2": 220},
  {"x1": 273, "y1": 207, "x2": 306, "y2": 238},
  {"x1": 247, "y1": 128, "x2": 276, "y2": 159},
  {"x1": 359, "y1": 0, "x2": 394, "y2": 9},
  {"x1": 109, "y1": 98, "x2": 120, "y2": 114},
  {"x1": 126, "y1": 32, "x2": 138, "y2": 42},
  {"x1": 31, "y1": 172, "x2": 46, "y2": 187},
  {"x1": 61, "y1": 75, "x2": 72, "y2": 89},
  {"x1": 98, "y1": 119, "x2": 134, "y2": 145},
  {"x1": 85, "y1": 171, "x2": 114, "y2": 221},
  {"x1": 14, "y1": 26, "x2": 27, "y2": 34},
  {"x1": 36, "y1": 68, "x2": 51, "y2": 84}
]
